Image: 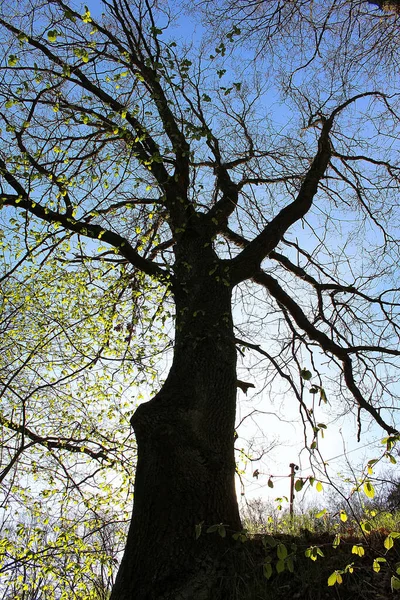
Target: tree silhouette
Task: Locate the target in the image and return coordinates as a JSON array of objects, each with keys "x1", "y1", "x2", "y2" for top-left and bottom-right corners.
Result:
[{"x1": 0, "y1": 1, "x2": 399, "y2": 598}]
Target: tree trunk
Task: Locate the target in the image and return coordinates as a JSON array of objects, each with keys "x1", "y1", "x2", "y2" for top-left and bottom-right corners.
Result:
[{"x1": 111, "y1": 226, "x2": 242, "y2": 600}]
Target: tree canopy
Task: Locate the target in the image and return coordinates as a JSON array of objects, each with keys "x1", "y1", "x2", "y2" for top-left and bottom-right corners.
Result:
[{"x1": 0, "y1": 0, "x2": 399, "y2": 598}]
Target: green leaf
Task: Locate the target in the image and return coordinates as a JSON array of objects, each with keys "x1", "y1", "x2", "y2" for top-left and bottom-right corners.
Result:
[
  {"x1": 373, "y1": 557, "x2": 386, "y2": 572},
  {"x1": 81, "y1": 6, "x2": 92, "y2": 22},
  {"x1": 232, "y1": 529, "x2": 248, "y2": 543},
  {"x1": 319, "y1": 387, "x2": 328, "y2": 403},
  {"x1": 301, "y1": 368, "x2": 312, "y2": 380},
  {"x1": 328, "y1": 571, "x2": 343, "y2": 586},
  {"x1": 277, "y1": 543, "x2": 287, "y2": 560},
  {"x1": 74, "y1": 48, "x2": 89, "y2": 63},
  {"x1": 391, "y1": 576, "x2": 400, "y2": 591},
  {"x1": 363, "y1": 481, "x2": 375, "y2": 499},
  {"x1": 218, "y1": 524, "x2": 226, "y2": 538},
  {"x1": 64, "y1": 7, "x2": 76, "y2": 21},
  {"x1": 294, "y1": 479, "x2": 303, "y2": 492},
  {"x1": 8, "y1": 55, "x2": 19, "y2": 67},
  {"x1": 351, "y1": 545, "x2": 365, "y2": 557},
  {"x1": 206, "y1": 523, "x2": 227, "y2": 537},
  {"x1": 384, "y1": 535, "x2": 394, "y2": 550},
  {"x1": 194, "y1": 521, "x2": 203, "y2": 540},
  {"x1": 263, "y1": 562, "x2": 273, "y2": 579},
  {"x1": 315, "y1": 508, "x2": 327, "y2": 518},
  {"x1": 47, "y1": 30, "x2": 58, "y2": 42},
  {"x1": 276, "y1": 559, "x2": 285, "y2": 574},
  {"x1": 305, "y1": 546, "x2": 323, "y2": 561},
  {"x1": 262, "y1": 535, "x2": 277, "y2": 548},
  {"x1": 382, "y1": 435, "x2": 399, "y2": 451},
  {"x1": 333, "y1": 533, "x2": 341, "y2": 548},
  {"x1": 340, "y1": 510, "x2": 347, "y2": 522},
  {"x1": 17, "y1": 32, "x2": 28, "y2": 44},
  {"x1": 361, "y1": 520, "x2": 372, "y2": 533},
  {"x1": 316, "y1": 481, "x2": 323, "y2": 493},
  {"x1": 286, "y1": 556, "x2": 294, "y2": 573}
]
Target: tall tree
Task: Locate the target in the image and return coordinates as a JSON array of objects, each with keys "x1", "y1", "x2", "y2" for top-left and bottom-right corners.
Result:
[{"x1": 0, "y1": 0, "x2": 399, "y2": 598}]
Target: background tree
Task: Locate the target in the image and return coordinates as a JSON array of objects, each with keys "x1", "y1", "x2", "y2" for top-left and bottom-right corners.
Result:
[{"x1": 0, "y1": 0, "x2": 399, "y2": 598}]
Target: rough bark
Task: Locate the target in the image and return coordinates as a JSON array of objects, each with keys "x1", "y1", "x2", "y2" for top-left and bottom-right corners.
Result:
[{"x1": 111, "y1": 219, "x2": 241, "y2": 600}]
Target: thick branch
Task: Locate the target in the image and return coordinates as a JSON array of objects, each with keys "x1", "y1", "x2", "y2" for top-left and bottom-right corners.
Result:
[
  {"x1": 229, "y1": 117, "x2": 333, "y2": 282},
  {"x1": 177, "y1": 81, "x2": 240, "y2": 229},
  {"x1": 226, "y1": 226, "x2": 398, "y2": 433},
  {"x1": 0, "y1": 181, "x2": 166, "y2": 282},
  {"x1": 252, "y1": 270, "x2": 398, "y2": 435},
  {"x1": 229, "y1": 92, "x2": 387, "y2": 284},
  {"x1": 0, "y1": 413, "x2": 109, "y2": 462}
]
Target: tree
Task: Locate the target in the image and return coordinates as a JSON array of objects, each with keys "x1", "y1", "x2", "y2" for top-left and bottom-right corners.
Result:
[
  {"x1": 369, "y1": 0, "x2": 400, "y2": 13},
  {"x1": 0, "y1": 0, "x2": 399, "y2": 598}
]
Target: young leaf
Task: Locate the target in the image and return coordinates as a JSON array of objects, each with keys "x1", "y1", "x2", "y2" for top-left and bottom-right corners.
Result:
[
  {"x1": 277, "y1": 543, "x2": 287, "y2": 560},
  {"x1": 361, "y1": 520, "x2": 372, "y2": 533},
  {"x1": 363, "y1": 481, "x2": 375, "y2": 499},
  {"x1": 64, "y1": 7, "x2": 76, "y2": 21},
  {"x1": 194, "y1": 521, "x2": 203, "y2": 540},
  {"x1": 384, "y1": 534, "x2": 394, "y2": 550},
  {"x1": 305, "y1": 546, "x2": 323, "y2": 561},
  {"x1": 319, "y1": 388, "x2": 328, "y2": 403},
  {"x1": 328, "y1": 571, "x2": 343, "y2": 586},
  {"x1": 301, "y1": 368, "x2": 312, "y2": 380},
  {"x1": 262, "y1": 535, "x2": 277, "y2": 548},
  {"x1": 391, "y1": 576, "x2": 400, "y2": 591},
  {"x1": 276, "y1": 559, "x2": 285, "y2": 574},
  {"x1": 286, "y1": 556, "x2": 294, "y2": 573},
  {"x1": 8, "y1": 55, "x2": 19, "y2": 67},
  {"x1": 263, "y1": 562, "x2": 273, "y2": 580},
  {"x1": 47, "y1": 30, "x2": 58, "y2": 42},
  {"x1": 81, "y1": 6, "x2": 92, "y2": 22},
  {"x1": 294, "y1": 479, "x2": 303, "y2": 492},
  {"x1": 351, "y1": 545, "x2": 365, "y2": 557},
  {"x1": 373, "y1": 557, "x2": 386, "y2": 572}
]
